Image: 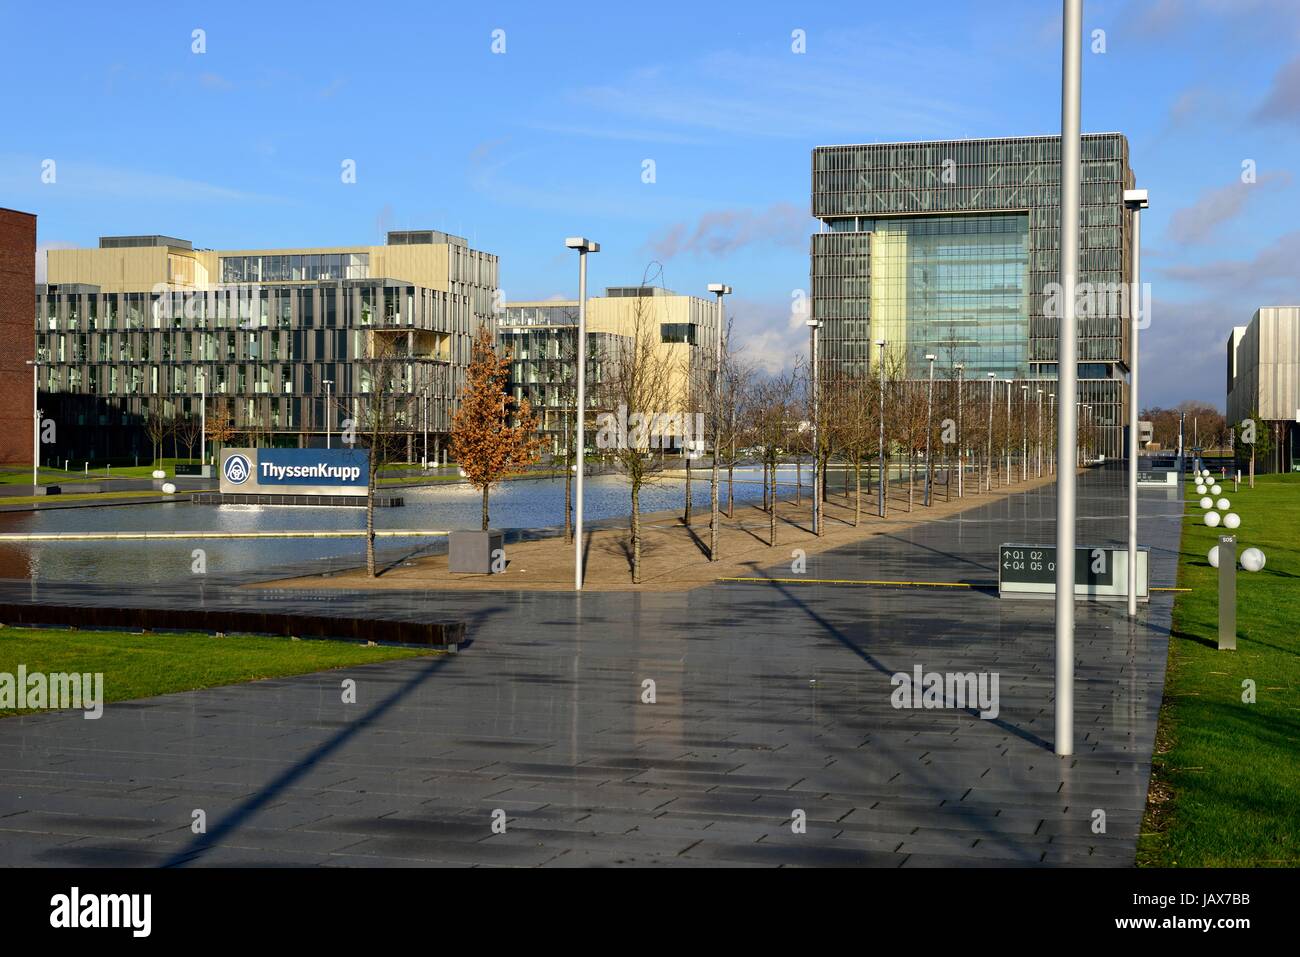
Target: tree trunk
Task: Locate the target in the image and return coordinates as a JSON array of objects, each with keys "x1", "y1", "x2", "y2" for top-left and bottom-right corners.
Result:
[
  {"x1": 769, "y1": 460, "x2": 777, "y2": 546},
  {"x1": 564, "y1": 465, "x2": 572, "y2": 545},
  {"x1": 727, "y1": 454, "x2": 734, "y2": 519},
  {"x1": 844, "y1": 457, "x2": 850, "y2": 496},
  {"x1": 481, "y1": 486, "x2": 490, "y2": 531},
  {"x1": 854, "y1": 458, "x2": 861, "y2": 527},
  {"x1": 365, "y1": 467, "x2": 377, "y2": 577},
  {"x1": 631, "y1": 482, "x2": 642, "y2": 585},
  {"x1": 763, "y1": 461, "x2": 770, "y2": 511},
  {"x1": 908, "y1": 450, "x2": 914, "y2": 513},
  {"x1": 796, "y1": 456, "x2": 802, "y2": 505},
  {"x1": 684, "y1": 456, "x2": 692, "y2": 524}
]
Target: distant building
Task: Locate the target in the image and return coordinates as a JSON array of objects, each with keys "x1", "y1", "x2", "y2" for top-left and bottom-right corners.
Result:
[
  {"x1": 502, "y1": 286, "x2": 720, "y2": 456},
  {"x1": 1226, "y1": 307, "x2": 1300, "y2": 472},
  {"x1": 0, "y1": 208, "x2": 36, "y2": 465},
  {"x1": 36, "y1": 230, "x2": 498, "y2": 462},
  {"x1": 811, "y1": 133, "x2": 1137, "y2": 459}
]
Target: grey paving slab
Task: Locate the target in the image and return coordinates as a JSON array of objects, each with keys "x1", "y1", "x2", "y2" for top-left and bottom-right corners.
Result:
[{"x1": 0, "y1": 466, "x2": 1180, "y2": 866}]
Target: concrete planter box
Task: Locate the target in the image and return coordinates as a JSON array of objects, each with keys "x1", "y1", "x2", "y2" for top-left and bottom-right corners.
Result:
[{"x1": 449, "y1": 530, "x2": 505, "y2": 574}]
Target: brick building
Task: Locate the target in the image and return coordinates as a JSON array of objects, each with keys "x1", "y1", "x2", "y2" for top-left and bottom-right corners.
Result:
[{"x1": 0, "y1": 209, "x2": 36, "y2": 465}]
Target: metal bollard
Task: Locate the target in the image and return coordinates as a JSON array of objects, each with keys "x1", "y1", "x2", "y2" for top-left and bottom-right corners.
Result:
[{"x1": 1218, "y1": 534, "x2": 1236, "y2": 651}]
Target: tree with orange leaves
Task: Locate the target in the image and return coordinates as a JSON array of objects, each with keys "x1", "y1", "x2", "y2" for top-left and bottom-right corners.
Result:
[{"x1": 450, "y1": 325, "x2": 543, "y2": 530}]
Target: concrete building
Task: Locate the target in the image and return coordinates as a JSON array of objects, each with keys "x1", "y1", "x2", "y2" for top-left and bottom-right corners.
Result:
[
  {"x1": 0, "y1": 208, "x2": 36, "y2": 465},
  {"x1": 502, "y1": 286, "x2": 720, "y2": 456},
  {"x1": 36, "y1": 230, "x2": 498, "y2": 463},
  {"x1": 1226, "y1": 306, "x2": 1300, "y2": 472},
  {"x1": 810, "y1": 133, "x2": 1137, "y2": 459}
]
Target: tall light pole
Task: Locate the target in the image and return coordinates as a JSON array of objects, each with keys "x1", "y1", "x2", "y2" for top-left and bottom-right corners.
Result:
[
  {"x1": 1124, "y1": 188, "x2": 1149, "y2": 618},
  {"x1": 986, "y1": 372, "x2": 996, "y2": 491},
  {"x1": 322, "y1": 378, "x2": 334, "y2": 449},
  {"x1": 1055, "y1": 0, "x2": 1083, "y2": 758},
  {"x1": 1048, "y1": 393, "x2": 1056, "y2": 474},
  {"x1": 422, "y1": 387, "x2": 429, "y2": 467},
  {"x1": 877, "y1": 338, "x2": 887, "y2": 518},
  {"x1": 707, "y1": 283, "x2": 731, "y2": 561},
  {"x1": 566, "y1": 237, "x2": 599, "y2": 591},
  {"x1": 808, "y1": 318, "x2": 822, "y2": 534},
  {"x1": 1021, "y1": 384, "x2": 1029, "y2": 481},
  {"x1": 199, "y1": 368, "x2": 207, "y2": 470},
  {"x1": 25, "y1": 360, "x2": 41, "y2": 490},
  {"x1": 955, "y1": 363, "x2": 964, "y2": 497},
  {"x1": 1036, "y1": 388, "x2": 1044, "y2": 477},
  {"x1": 924, "y1": 353, "x2": 936, "y2": 506},
  {"x1": 1004, "y1": 378, "x2": 1013, "y2": 482}
]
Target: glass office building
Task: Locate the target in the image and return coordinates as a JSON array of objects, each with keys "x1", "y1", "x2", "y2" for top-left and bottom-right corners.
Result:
[
  {"x1": 811, "y1": 134, "x2": 1135, "y2": 458},
  {"x1": 35, "y1": 231, "x2": 499, "y2": 462}
]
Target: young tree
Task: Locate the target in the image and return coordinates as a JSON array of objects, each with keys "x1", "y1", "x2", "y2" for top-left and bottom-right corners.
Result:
[
  {"x1": 594, "y1": 278, "x2": 682, "y2": 584},
  {"x1": 451, "y1": 326, "x2": 543, "y2": 531},
  {"x1": 204, "y1": 405, "x2": 235, "y2": 460},
  {"x1": 143, "y1": 406, "x2": 172, "y2": 467},
  {"x1": 174, "y1": 413, "x2": 202, "y2": 463},
  {"x1": 746, "y1": 371, "x2": 797, "y2": 546}
]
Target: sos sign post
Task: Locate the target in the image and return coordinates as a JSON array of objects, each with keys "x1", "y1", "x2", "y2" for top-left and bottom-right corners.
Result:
[{"x1": 998, "y1": 543, "x2": 1148, "y2": 602}]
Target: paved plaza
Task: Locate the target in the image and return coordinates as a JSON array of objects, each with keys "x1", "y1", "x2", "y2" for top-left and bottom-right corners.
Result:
[{"x1": 0, "y1": 468, "x2": 1182, "y2": 866}]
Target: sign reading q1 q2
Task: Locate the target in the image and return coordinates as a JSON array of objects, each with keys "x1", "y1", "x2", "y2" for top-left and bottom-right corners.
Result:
[{"x1": 219, "y1": 448, "x2": 369, "y2": 496}]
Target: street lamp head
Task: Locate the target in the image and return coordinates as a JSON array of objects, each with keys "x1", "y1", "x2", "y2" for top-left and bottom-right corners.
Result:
[
  {"x1": 1123, "y1": 188, "x2": 1150, "y2": 211},
  {"x1": 805, "y1": 318, "x2": 821, "y2": 328},
  {"x1": 987, "y1": 372, "x2": 996, "y2": 379},
  {"x1": 565, "y1": 237, "x2": 600, "y2": 253},
  {"x1": 875, "y1": 339, "x2": 886, "y2": 348},
  {"x1": 706, "y1": 283, "x2": 732, "y2": 295},
  {"x1": 924, "y1": 353, "x2": 936, "y2": 362}
]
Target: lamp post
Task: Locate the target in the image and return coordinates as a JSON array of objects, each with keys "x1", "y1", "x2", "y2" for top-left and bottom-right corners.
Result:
[
  {"x1": 707, "y1": 283, "x2": 731, "y2": 561},
  {"x1": 1124, "y1": 188, "x2": 1149, "y2": 618},
  {"x1": 1036, "y1": 388, "x2": 1044, "y2": 478},
  {"x1": 1021, "y1": 384, "x2": 1029, "y2": 481},
  {"x1": 422, "y1": 387, "x2": 429, "y2": 467},
  {"x1": 199, "y1": 368, "x2": 207, "y2": 470},
  {"x1": 1004, "y1": 378, "x2": 1013, "y2": 482},
  {"x1": 1055, "y1": 0, "x2": 1083, "y2": 758},
  {"x1": 1048, "y1": 393, "x2": 1056, "y2": 474},
  {"x1": 322, "y1": 378, "x2": 334, "y2": 449},
  {"x1": 955, "y1": 363, "x2": 964, "y2": 497},
  {"x1": 924, "y1": 354, "x2": 936, "y2": 506},
  {"x1": 877, "y1": 339, "x2": 887, "y2": 517},
  {"x1": 986, "y1": 372, "x2": 996, "y2": 491},
  {"x1": 565, "y1": 237, "x2": 599, "y2": 591},
  {"x1": 808, "y1": 317, "x2": 822, "y2": 534}
]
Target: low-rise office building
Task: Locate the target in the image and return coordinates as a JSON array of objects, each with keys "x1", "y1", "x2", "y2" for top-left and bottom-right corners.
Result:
[
  {"x1": 36, "y1": 230, "x2": 498, "y2": 463},
  {"x1": 502, "y1": 286, "x2": 720, "y2": 456},
  {"x1": 1226, "y1": 306, "x2": 1300, "y2": 472}
]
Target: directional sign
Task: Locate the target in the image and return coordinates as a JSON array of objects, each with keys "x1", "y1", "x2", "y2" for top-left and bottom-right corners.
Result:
[{"x1": 999, "y1": 543, "x2": 1147, "y2": 601}]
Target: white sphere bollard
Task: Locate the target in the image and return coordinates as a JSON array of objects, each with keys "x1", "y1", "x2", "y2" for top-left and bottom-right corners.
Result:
[
  {"x1": 1211, "y1": 484, "x2": 1222, "y2": 495},
  {"x1": 1217, "y1": 497, "x2": 1230, "y2": 510},
  {"x1": 1199, "y1": 496, "x2": 1213, "y2": 509},
  {"x1": 1208, "y1": 545, "x2": 1220, "y2": 568},
  {"x1": 1224, "y1": 512, "x2": 1240, "y2": 529},
  {"x1": 1196, "y1": 484, "x2": 1207, "y2": 495},
  {"x1": 152, "y1": 469, "x2": 166, "y2": 479},
  {"x1": 161, "y1": 482, "x2": 177, "y2": 495},
  {"x1": 1240, "y1": 547, "x2": 1266, "y2": 572},
  {"x1": 1202, "y1": 469, "x2": 1211, "y2": 477},
  {"x1": 1205, "y1": 511, "x2": 1221, "y2": 528}
]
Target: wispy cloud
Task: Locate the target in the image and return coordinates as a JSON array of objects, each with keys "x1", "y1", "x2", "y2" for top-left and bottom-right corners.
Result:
[
  {"x1": 646, "y1": 203, "x2": 811, "y2": 260},
  {"x1": 1165, "y1": 171, "x2": 1291, "y2": 244},
  {"x1": 1253, "y1": 55, "x2": 1300, "y2": 123},
  {"x1": 0, "y1": 155, "x2": 290, "y2": 206}
]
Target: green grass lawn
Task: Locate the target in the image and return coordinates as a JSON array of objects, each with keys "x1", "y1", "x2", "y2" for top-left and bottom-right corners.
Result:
[
  {"x1": 0, "y1": 626, "x2": 437, "y2": 718},
  {"x1": 0, "y1": 458, "x2": 199, "y2": 485},
  {"x1": 1138, "y1": 473, "x2": 1300, "y2": 867},
  {"x1": 0, "y1": 489, "x2": 186, "y2": 507}
]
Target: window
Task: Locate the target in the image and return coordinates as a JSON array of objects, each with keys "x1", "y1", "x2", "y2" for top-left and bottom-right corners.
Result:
[{"x1": 660, "y1": 323, "x2": 696, "y2": 344}]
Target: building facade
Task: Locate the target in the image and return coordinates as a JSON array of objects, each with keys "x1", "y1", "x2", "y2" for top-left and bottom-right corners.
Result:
[
  {"x1": 1226, "y1": 306, "x2": 1300, "y2": 472},
  {"x1": 502, "y1": 287, "x2": 720, "y2": 456},
  {"x1": 810, "y1": 134, "x2": 1136, "y2": 459},
  {"x1": 0, "y1": 208, "x2": 36, "y2": 465},
  {"x1": 36, "y1": 230, "x2": 498, "y2": 463}
]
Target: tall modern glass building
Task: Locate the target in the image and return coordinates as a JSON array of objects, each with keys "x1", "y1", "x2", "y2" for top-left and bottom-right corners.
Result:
[{"x1": 811, "y1": 133, "x2": 1135, "y2": 458}]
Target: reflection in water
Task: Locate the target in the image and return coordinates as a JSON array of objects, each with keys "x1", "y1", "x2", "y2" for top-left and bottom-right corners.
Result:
[{"x1": 0, "y1": 468, "x2": 794, "y2": 585}]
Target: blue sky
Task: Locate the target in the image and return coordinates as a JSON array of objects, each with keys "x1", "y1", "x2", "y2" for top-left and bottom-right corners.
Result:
[{"x1": 3, "y1": 0, "x2": 1299, "y2": 409}]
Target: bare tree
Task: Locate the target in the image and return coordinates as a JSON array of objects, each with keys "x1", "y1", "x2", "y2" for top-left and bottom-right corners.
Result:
[
  {"x1": 596, "y1": 274, "x2": 681, "y2": 584},
  {"x1": 745, "y1": 371, "x2": 797, "y2": 546},
  {"x1": 174, "y1": 413, "x2": 202, "y2": 463}
]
